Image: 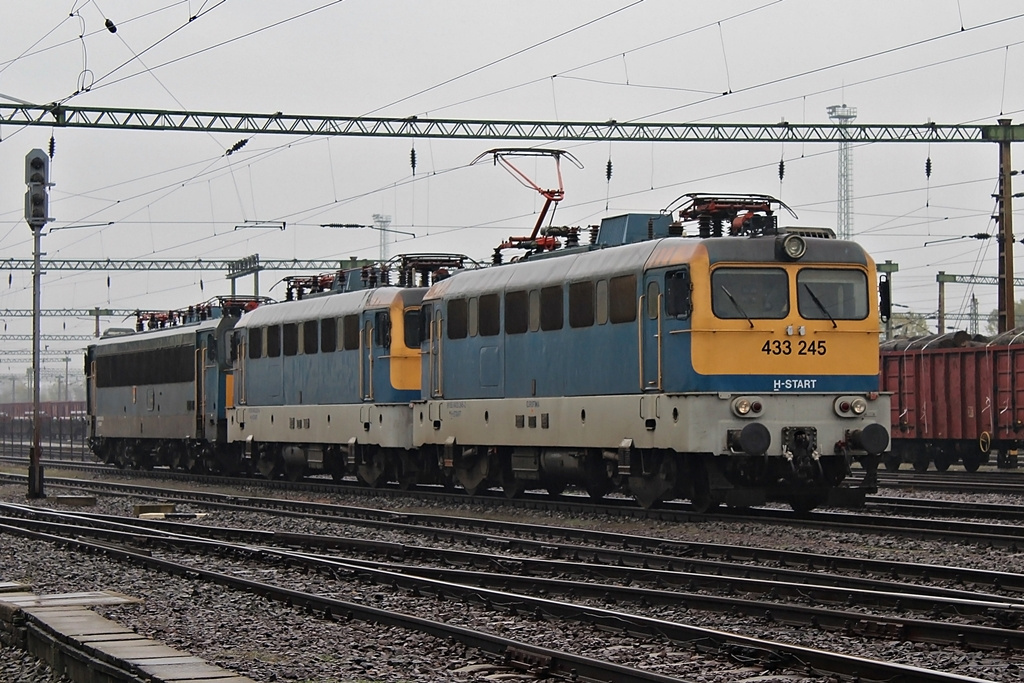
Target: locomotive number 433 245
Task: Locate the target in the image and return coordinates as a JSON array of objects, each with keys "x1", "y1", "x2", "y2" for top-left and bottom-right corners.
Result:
[{"x1": 761, "y1": 339, "x2": 827, "y2": 356}]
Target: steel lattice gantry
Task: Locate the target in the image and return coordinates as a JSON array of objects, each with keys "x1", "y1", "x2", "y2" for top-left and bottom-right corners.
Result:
[
  {"x1": 0, "y1": 257, "x2": 355, "y2": 271},
  {"x1": 2, "y1": 103, "x2": 1023, "y2": 142}
]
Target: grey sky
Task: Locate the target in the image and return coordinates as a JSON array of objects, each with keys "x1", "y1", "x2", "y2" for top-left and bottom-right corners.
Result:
[{"x1": 1, "y1": 0, "x2": 1023, "y2": 371}]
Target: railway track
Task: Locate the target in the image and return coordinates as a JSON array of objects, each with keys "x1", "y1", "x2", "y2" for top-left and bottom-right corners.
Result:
[
  {"x1": 6, "y1": 457, "x2": 1024, "y2": 549},
  {"x1": 1, "y1": 485, "x2": 1017, "y2": 681}
]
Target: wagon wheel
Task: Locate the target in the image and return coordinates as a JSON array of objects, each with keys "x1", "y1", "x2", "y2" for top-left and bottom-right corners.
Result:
[
  {"x1": 962, "y1": 454, "x2": 984, "y2": 473},
  {"x1": 882, "y1": 455, "x2": 902, "y2": 472}
]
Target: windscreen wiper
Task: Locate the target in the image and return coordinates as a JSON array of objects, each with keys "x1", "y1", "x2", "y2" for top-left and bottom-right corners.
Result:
[
  {"x1": 803, "y1": 284, "x2": 837, "y2": 328},
  {"x1": 720, "y1": 285, "x2": 754, "y2": 329}
]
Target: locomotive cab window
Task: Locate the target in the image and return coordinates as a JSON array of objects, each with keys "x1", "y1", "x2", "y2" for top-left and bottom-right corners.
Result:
[
  {"x1": 404, "y1": 308, "x2": 421, "y2": 349},
  {"x1": 374, "y1": 311, "x2": 391, "y2": 348},
  {"x1": 420, "y1": 304, "x2": 433, "y2": 343},
  {"x1": 712, "y1": 268, "x2": 789, "y2": 320},
  {"x1": 665, "y1": 269, "x2": 692, "y2": 318},
  {"x1": 797, "y1": 269, "x2": 868, "y2": 320}
]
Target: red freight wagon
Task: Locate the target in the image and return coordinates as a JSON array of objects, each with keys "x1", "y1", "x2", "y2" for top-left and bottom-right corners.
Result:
[{"x1": 880, "y1": 330, "x2": 1024, "y2": 472}]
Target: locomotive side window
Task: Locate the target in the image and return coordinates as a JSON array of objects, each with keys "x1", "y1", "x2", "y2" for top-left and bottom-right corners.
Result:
[
  {"x1": 267, "y1": 325, "x2": 282, "y2": 357},
  {"x1": 665, "y1": 269, "x2": 692, "y2": 318},
  {"x1": 646, "y1": 281, "x2": 660, "y2": 320},
  {"x1": 540, "y1": 285, "x2": 563, "y2": 331},
  {"x1": 569, "y1": 281, "x2": 594, "y2": 328},
  {"x1": 303, "y1": 320, "x2": 318, "y2": 354},
  {"x1": 448, "y1": 298, "x2": 468, "y2": 339},
  {"x1": 320, "y1": 318, "x2": 336, "y2": 352},
  {"x1": 595, "y1": 280, "x2": 609, "y2": 324},
  {"x1": 479, "y1": 293, "x2": 500, "y2": 336},
  {"x1": 505, "y1": 291, "x2": 528, "y2": 334},
  {"x1": 374, "y1": 311, "x2": 391, "y2": 348},
  {"x1": 283, "y1": 323, "x2": 299, "y2": 357},
  {"x1": 248, "y1": 327, "x2": 263, "y2": 359},
  {"x1": 404, "y1": 308, "x2": 421, "y2": 349},
  {"x1": 95, "y1": 344, "x2": 193, "y2": 387},
  {"x1": 797, "y1": 269, "x2": 868, "y2": 320},
  {"x1": 712, "y1": 268, "x2": 789, "y2": 320},
  {"x1": 420, "y1": 304, "x2": 433, "y2": 343},
  {"x1": 609, "y1": 274, "x2": 637, "y2": 324},
  {"x1": 468, "y1": 297, "x2": 479, "y2": 337},
  {"x1": 528, "y1": 290, "x2": 541, "y2": 332},
  {"x1": 342, "y1": 314, "x2": 360, "y2": 350}
]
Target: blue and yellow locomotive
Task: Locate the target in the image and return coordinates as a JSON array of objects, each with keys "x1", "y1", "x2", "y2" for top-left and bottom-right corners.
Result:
[
  {"x1": 414, "y1": 194, "x2": 888, "y2": 510},
  {"x1": 87, "y1": 195, "x2": 888, "y2": 512}
]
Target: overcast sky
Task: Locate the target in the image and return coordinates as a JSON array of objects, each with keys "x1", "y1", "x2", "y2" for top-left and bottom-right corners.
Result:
[{"x1": 1, "y1": 0, "x2": 1023, "y2": 376}]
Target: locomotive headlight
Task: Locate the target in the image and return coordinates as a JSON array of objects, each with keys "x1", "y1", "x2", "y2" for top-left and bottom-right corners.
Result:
[
  {"x1": 834, "y1": 395, "x2": 868, "y2": 417},
  {"x1": 777, "y1": 233, "x2": 807, "y2": 261},
  {"x1": 731, "y1": 396, "x2": 763, "y2": 418}
]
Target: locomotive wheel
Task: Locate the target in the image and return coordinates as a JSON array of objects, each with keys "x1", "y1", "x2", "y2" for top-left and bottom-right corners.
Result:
[
  {"x1": 356, "y1": 450, "x2": 388, "y2": 488},
  {"x1": 503, "y1": 479, "x2": 526, "y2": 499},
  {"x1": 883, "y1": 455, "x2": 902, "y2": 472},
  {"x1": 688, "y1": 458, "x2": 719, "y2": 514},
  {"x1": 455, "y1": 449, "x2": 491, "y2": 496},
  {"x1": 628, "y1": 452, "x2": 677, "y2": 509},
  {"x1": 256, "y1": 452, "x2": 280, "y2": 479},
  {"x1": 912, "y1": 458, "x2": 929, "y2": 473},
  {"x1": 546, "y1": 482, "x2": 567, "y2": 497},
  {"x1": 789, "y1": 489, "x2": 827, "y2": 513},
  {"x1": 586, "y1": 481, "x2": 612, "y2": 500},
  {"x1": 396, "y1": 452, "x2": 422, "y2": 490}
]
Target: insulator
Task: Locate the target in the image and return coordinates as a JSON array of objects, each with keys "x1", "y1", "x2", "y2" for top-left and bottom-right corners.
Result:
[
  {"x1": 410, "y1": 148, "x2": 417, "y2": 175},
  {"x1": 698, "y1": 215, "x2": 712, "y2": 239},
  {"x1": 606, "y1": 159, "x2": 613, "y2": 182},
  {"x1": 925, "y1": 157, "x2": 932, "y2": 178},
  {"x1": 778, "y1": 159, "x2": 785, "y2": 181},
  {"x1": 48, "y1": 136, "x2": 56, "y2": 159}
]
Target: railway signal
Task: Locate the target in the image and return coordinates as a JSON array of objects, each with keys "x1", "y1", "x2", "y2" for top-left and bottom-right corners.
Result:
[{"x1": 24, "y1": 148, "x2": 51, "y2": 229}]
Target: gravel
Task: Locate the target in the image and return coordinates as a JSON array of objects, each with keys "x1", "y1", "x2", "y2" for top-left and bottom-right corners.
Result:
[{"x1": 2, "y1": 479, "x2": 1023, "y2": 682}]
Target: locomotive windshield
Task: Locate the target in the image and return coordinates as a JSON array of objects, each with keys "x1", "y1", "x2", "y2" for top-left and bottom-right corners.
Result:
[
  {"x1": 796, "y1": 269, "x2": 868, "y2": 321},
  {"x1": 711, "y1": 268, "x2": 789, "y2": 319}
]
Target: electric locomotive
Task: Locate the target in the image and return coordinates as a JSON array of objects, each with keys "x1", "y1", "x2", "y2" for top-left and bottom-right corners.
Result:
[
  {"x1": 225, "y1": 255, "x2": 470, "y2": 483},
  {"x1": 414, "y1": 194, "x2": 889, "y2": 511},
  {"x1": 85, "y1": 298, "x2": 261, "y2": 472}
]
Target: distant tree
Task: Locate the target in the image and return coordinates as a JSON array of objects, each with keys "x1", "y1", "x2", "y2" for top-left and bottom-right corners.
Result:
[
  {"x1": 985, "y1": 298, "x2": 1024, "y2": 335},
  {"x1": 886, "y1": 311, "x2": 931, "y2": 338}
]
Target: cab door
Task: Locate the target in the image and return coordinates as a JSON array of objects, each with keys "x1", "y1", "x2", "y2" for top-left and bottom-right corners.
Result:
[{"x1": 640, "y1": 274, "x2": 663, "y2": 392}]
